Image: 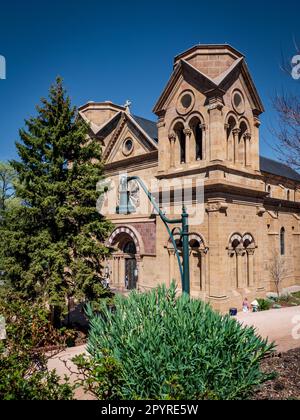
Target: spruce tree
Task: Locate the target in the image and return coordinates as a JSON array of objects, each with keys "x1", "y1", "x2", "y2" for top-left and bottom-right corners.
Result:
[
  {"x1": 0, "y1": 78, "x2": 113, "y2": 314},
  {"x1": 0, "y1": 161, "x2": 17, "y2": 213}
]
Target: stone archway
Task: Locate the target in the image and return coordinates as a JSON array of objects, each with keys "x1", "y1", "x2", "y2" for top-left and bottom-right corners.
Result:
[
  {"x1": 108, "y1": 226, "x2": 142, "y2": 290},
  {"x1": 227, "y1": 233, "x2": 256, "y2": 289}
]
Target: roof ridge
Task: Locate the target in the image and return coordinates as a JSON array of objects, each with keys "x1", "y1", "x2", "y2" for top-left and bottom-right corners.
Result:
[{"x1": 133, "y1": 114, "x2": 156, "y2": 123}]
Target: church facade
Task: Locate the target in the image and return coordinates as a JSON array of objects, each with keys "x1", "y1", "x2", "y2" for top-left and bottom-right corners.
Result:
[{"x1": 79, "y1": 44, "x2": 300, "y2": 312}]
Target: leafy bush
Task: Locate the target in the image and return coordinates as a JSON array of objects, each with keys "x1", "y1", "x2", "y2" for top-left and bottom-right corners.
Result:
[
  {"x1": 0, "y1": 292, "x2": 74, "y2": 400},
  {"x1": 76, "y1": 283, "x2": 275, "y2": 400},
  {"x1": 0, "y1": 291, "x2": 74, "y2": 351},
  {"x1": 0, "y1": 350, "x2": 74, "y2": 400},
  {"x1": 292, "y1": 291, "x2": 300, "y2": 300},
  {"x1": 257, "y1": 299, "x2": 272, "y2": 311}
]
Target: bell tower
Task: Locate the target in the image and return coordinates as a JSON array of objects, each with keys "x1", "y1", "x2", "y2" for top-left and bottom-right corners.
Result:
[{"x1": 153, "y1": 44, "x2": 264, "y2": 176}]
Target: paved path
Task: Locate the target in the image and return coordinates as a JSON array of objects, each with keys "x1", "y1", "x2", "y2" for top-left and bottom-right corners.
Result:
[
  {"x1": 47, "y1": 344, "x2": 90, "y2": 400},
  {"x1": 236, "y1": 306, "x2": 300, "y2": 353}
]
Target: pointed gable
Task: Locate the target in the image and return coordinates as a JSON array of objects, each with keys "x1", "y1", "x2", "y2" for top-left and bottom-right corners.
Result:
[
  {"x1": 153, "y1": 44, "x2": 264, "y2": 115},
  {"x1": 78, "y1": 101, "x2": 158, "y2": 165}
]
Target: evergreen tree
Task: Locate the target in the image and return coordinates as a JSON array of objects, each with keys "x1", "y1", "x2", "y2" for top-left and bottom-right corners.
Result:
[
  {"x1": 0, "y1": 161, "x2": 18, "y2": 213},
  {"x1": 0, "y1": 78, "x2": 113, "y2": 314}
]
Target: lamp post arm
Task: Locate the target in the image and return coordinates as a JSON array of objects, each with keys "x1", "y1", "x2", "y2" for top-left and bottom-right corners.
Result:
[
  {"x1": 126, "y1": 176, "x2": 183, "y2": 280},
  {"x1": 127, "y1": 176, "x2": 181, "y2": 223}
]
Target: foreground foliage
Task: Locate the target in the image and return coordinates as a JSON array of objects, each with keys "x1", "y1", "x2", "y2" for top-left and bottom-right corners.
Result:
[
  {"x1": 0, "y1": 292, "x2": 74, "y2": 400},
  {"x1": 75, "y1": 284, "x2": 275, "y2": 400}
]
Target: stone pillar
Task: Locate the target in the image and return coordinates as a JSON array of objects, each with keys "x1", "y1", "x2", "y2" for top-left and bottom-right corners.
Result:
[
  {"x1": 232, "y1": 128, "x2": 241, "y2": 164},
  {"x1": 183, "y1": 128, "x2": 192, "y2": 164},
  {"x1": 206, "y1": 202, "x2": 228, "y2": 300},
  {"x1": 224, "y1": 123, "x2": 230, "y2": 161},
  {"x1": 168, "y1": 248, "x2": 175, "y2": 287},
  {"x1": 157, "y1": 115, "x2": 166, "y2": 174},
  {"x1": 208, "y1": 98, "x2": 225, "y2": 162},
  {"x1": 247, "y1": 249, "x2": 255, "y2": 288},
  {"x1": 252, "y1": 115, "x2": 261, "y2": 171},
  {"x1": 244, "y1": 133, "x2": 252, "y2": 167},
  {"x1": 228, "y1": 250, "x2": 236, "y2": 288},
  {"x1": 119, "y1": 257, "x2": 125, "y2": 289},
  {"x1": 200, "y1": 251, "x2": 206, "y2": 291},
  {"x1": 136, "y1": 256, "x2": 142, "y2": 291},
  {"x1": 190, "y1": 250, "x2": 201, "y2": 292},
  {"x1": 112, "y1": 257, "x2": 117, "y2": 286},
  {"x1": 236, "y1": 246, "x2": 246, "y2": 289},
  {"x1": 200, "y1": 123, "x2": 207, "y2": 161},
  {"x1": 168, "y1": 132, "x2": 176, "y2": 169}
]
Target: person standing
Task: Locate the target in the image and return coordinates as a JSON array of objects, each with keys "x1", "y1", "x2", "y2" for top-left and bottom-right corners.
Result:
[
  {"x1": 125, "y1": 275, "x2": 129, "y2": 290},
  {"x1": 242, "y1": 297, "x2": 251, "y2": 313}
]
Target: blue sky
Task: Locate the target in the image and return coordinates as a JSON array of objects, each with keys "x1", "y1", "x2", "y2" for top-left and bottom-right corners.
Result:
[{"x1": 0, "y1": 0, "x2": 299, "y2": 162}]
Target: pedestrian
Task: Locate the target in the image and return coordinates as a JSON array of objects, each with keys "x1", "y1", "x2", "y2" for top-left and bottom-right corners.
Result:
[
  {"x1": 125, "y1": 275, "x2": 129, "y2": 290},
  {"x1": 242, "y1": 297, "x2": 251, "y2": 313}
]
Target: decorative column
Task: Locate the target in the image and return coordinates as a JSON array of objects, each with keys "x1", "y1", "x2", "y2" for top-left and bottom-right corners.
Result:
[
  {"x1": 200, "y1": 123, "x2": 207, "y2": 161},
  {"x1": 207, "y1": 97, "x2": 225, "y2": 162},
  {"x1": 157, "y1": 115, "x2": 166, "y2": 174},
  {"x1": 247, "y1": 247, "x2": 255, "y2": 288},
  {"x1": 168, "y1": 132, "x2": 176, "y2": 169},
  {"x1": 168, "y1": 248, "x2": 176, "y2": 287},
  {"x1": 183, "y1": 128, "x2": 192, "y2": 164},
  {"x1": 199, "y1": 250, "x2": 206, "y2": 291},
  {"x1": 252, "y1": 114, "x2": 261, "y2": 171},
  {"x1": 232, "y1": 128, "x2": 241, "y2": 164},
  {"x1": 244, "y1": 133, "x2": 252, "y2": 167},
  {"x1": 206, "y1": 200, "x2": 229, "y2": 301},
  {"x1": 112, "y1": 257, "x2": 117, "y2": 286},
  {"x1": 224, "y1": 123, "x2": 230, "y2": 161},
  {"x1": 119, "y1": 257, "x2": 125, "y2": 289},
  {"x1": 136, "y1": 256, "x2": 142, "y2": 291},
  {"x1": 236, "y1": 246, "x2": 246, "y2": 289}
]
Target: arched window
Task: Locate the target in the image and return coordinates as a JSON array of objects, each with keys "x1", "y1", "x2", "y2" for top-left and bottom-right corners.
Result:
[
  {"x1": 226, "y1": 116, "x2": 236, "y2": 162},
  {"x1": 287, "y1": 190, "x2": 290, "y2": 201},
  {"x1": 239, "y1": 121, "x2": 248, "y2": 166},
  {"x1": 174, "y1": 123, "x2": 186, "y2": 164},
  {"x1": 267, "y1": 185, "x2": 272, "y2": 197},
  {"x1": 280, "y1": 228, "x2": 285, "y2": 256},
  {"x1": 190, "y1": 117, "x2": 203, "y2": 161}
]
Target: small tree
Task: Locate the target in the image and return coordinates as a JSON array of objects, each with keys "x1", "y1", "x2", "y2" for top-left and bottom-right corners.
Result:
[
  {"x1": 0, "y1": 78, "x2": 113, "y2": 318},
  {"x1": 273, "y1": 94, "x2": 300, "y2": 171},
  {"x1": 269, "y1": 252, "x2": 287, "y2": 297}
]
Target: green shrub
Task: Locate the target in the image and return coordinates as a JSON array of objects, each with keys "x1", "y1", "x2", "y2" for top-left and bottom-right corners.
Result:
[
  {"x1": 292, "y1": 291, "x2": 300, "y2": 300},
  {"x1": 0, "y1": 350, "x2": 74, "y2": 400},
  {"x1": 257, "y1": 299, "x2": 272, "y2": 311},
  {"x1": 77, "y1": 283, "x2": 275, "y2": 400}
]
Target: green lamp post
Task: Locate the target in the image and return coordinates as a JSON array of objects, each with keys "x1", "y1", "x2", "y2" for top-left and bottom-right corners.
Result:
[{"x1": 118, "y1": 175, "x2": 190, "y2": 295}]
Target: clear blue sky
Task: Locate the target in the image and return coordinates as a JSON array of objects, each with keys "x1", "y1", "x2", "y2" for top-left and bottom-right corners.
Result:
[{"x1": 0, "y1": 0, "x2": 299, "y2": 162}]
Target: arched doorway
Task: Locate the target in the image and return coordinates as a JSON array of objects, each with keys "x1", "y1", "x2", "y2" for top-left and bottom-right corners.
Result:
[{"x1": 108, "y1": 226, "x2": 143, "y2": 291}]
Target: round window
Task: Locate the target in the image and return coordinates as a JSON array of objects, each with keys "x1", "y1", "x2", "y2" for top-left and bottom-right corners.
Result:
[
  {"x1": 181, "y1": 94, "x2": 192, "y2": 109},
  {"x1": 123, "y1": 138, "x2": 134, "y2": 156},
  {"x1": 232, "y1": 91, "x2": 245, "y2": 114},
  {"x1": 176, "y1": 90, "x2": 195, "y2": 115}
]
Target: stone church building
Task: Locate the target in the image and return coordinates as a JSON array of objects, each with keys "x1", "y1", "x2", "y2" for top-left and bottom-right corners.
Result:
[{"x1": 79, "y1": 44, "x2": 300, "y2": 311}]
